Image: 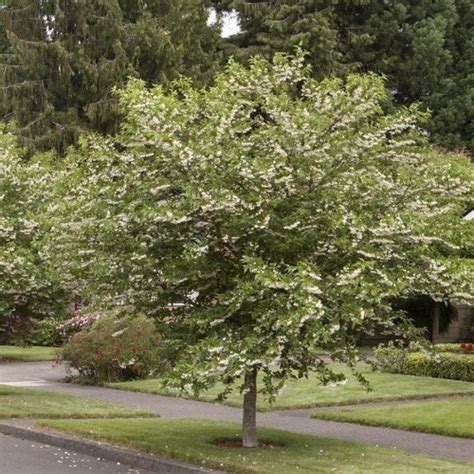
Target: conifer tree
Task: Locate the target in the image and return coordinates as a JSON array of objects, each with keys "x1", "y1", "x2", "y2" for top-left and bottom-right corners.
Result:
[{"x1": 0, "y1": 0, "x2": 221, "y2": 155}]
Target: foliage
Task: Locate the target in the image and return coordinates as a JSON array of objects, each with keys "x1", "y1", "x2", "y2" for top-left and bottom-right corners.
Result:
[
  {"x1": 460, "y1": 342, "x2": 474, "y2": 352},
  {"x1": 405, "y1": 353, "x2": 474, "y2": 382},
  {"x1": 0, "y1": 0, "x2": 222, "y2": 155},
  {"x1": 46, "y1": 52, "x2": 474, "y2": 444},
  {"x1": 222, "y1": 0, "x2": 474, "y2": 154},
  {"x1": 57, "y1": 311, "x2": 107, "y2": 342},
  {"x1": 374, "y1": 343, "x2": 412, "y2": 374},
  {"x1": 26, "y1": 316, "x2": 69, "y2": 347},
  {"x1": 60, "y1": 314, "x2": 163, "y2": 383},
  {"x1": 375, "y1": 345, "x2": 474, "y2": 382},
  {"x1": 0, "y1": 128, "x2": 67, "y2": 331},
  {"x1": 436, "y1": 343, "x2": 474, "y2": 353}
]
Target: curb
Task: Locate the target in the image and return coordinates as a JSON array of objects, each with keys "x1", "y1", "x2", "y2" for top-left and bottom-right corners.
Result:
[{"x1": 0, "y1": 422, "x2": 224, "y2": 473}]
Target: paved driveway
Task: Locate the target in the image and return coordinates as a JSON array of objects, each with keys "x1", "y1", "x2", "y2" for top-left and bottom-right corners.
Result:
[{"x1": 0, "y1": 361, "x2": 69, "y2": 387}]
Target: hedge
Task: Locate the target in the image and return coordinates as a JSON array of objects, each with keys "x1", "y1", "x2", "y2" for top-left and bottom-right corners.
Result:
[
  {"x1": 374, "y1": 346, "x2": 474, "y2": 382},
  {"x1": 434, "y1": 343, "x2": 474, "y2": 354}
]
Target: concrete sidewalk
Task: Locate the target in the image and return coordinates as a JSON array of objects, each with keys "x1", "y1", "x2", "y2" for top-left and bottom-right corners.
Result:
[{"x1": 1, "y1": 361, "x2": 473, "y2": 463}]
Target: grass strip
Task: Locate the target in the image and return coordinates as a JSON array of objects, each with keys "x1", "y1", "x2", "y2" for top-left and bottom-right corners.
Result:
[
  {"x1": 0, "y1": 345, "x2": 56, "y2": 362},
  {"x1": 312, "y1": 398, "x2": 474, "y2": 438},
  {"x1": 0, "y1": 385, "x2": 158, "y2": 419},
  {"x1": 39, "y1": 418, "x2": 473, "y2": 473},
  {"x1": 108, "y1": 364, "x2": 474, "y2": 410}
]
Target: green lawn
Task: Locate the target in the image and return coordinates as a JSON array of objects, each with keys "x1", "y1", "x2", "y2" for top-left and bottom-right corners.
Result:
[
  {"x1": 0, "y1": 345, "x2": 56, "y2": 362},
  {"x1": 312, "y1": 398, "x2": 474, "y2": 438},
  {"x1": 108, "y1": 364, "x2": 474, "y2": 410},
  {"x1": 0, "y1": 385, "x2": 158, "y2": 419},
  {"x1": 40, "y1": 418, "x2": 473, "y2": 473}
]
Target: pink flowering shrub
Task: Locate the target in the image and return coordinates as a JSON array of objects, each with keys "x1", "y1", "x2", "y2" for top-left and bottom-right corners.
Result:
[
  {"x1": 57, "y1": 312, "x2": 104, "y2": 341},
  {"x1": 59, "y1": 314, "x2": 162, "y2": 383}
]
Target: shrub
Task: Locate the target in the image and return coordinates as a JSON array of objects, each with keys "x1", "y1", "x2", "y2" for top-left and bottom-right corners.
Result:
[
  {"x1": 57, "y1": 312, "x2": 105, "y2": 341},
  {"x1": 28, "y1": 317, "x2": 69, "y2": 347},
  {"x1": 459, "y1": 343, "x2": 474, "y2": 353},
  {"x1": 0, "y1": 314, "x2": 33, "y2": 345},
  {"x1": 435, "y1": 343, "x2": 474, "y2": 354},
  {"x1": 373, "y1": 343, "x2": 408, "y2": 374},
  {"x1": 375, "y1": 345, "x2": 474, "y2": 382},
  {"x1": 60, "y1": 314, "x2": 162, "y2": 383},
  {"x1": 404, "y1": 353, "x2": 474, "y2": 382}
]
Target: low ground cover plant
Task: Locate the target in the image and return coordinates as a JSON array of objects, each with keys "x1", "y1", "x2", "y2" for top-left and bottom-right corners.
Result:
[{"x1": 60, "y1": 314, "x2": 162, "y2": 383}]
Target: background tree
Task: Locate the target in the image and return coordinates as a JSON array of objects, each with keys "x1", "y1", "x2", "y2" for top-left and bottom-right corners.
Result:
[
  {"x1": 0, "y1": 0, "x2": 221, "y2": 155},
  {"x1": 0, "y1": 127, "x2": 66, "y2": 340},
  {"x1": 47, "y1": 52, "x2": 473, "y2": 447},
  {"x1": 219, "y1": 0, "x2": 474, "y2": 154}
]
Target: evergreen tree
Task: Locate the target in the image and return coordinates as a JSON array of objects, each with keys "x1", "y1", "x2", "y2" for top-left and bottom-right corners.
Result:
[
  {"x1": 0, "y1": 0, "x2": 221, "y2": 155},
  {"x1": 222, "y1": 0, "x2": 473, "y2": 154}
]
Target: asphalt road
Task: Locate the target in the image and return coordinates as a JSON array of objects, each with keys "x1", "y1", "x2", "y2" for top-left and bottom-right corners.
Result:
[{"x1": 0, "y1": 433, "x2": 154, "y2": 474}]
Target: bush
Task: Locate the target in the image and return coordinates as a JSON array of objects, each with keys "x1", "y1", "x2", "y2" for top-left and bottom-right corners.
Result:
[
  {"x1": 0, "y1": 313, "x2": 69, "y2": 347},
  {"x1": 28, "y1": 317, "x2": 69, "y2": 347},
  {"x1": 57, "y1": 312, "x2": 105, "y2": 341},
  {"x1": 435, "y1": 343, "x2": 474, "y2": 354},
  {"x1": 373, "y1": 344, "x2": 407, "y2": 374},
  {"x1": 375, "y1": 345, "x2": 474, "y2": 382},
  {"x1": 60, "y1": 314, "x2": 162, "y2": 383},
  {"x1": 405, "y1": 353, "x2": 474, "y2": 382},
  {"x1": 434, "y1": 343, "x2": 461, "y2": 353}
]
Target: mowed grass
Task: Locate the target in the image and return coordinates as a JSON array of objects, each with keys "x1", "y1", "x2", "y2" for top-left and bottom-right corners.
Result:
[
  {"x1": 312, "y1": 398, "x2": 474, "y2": 438},
  {"x1": 0, "y1": 345, "x2": 56, "y2": 362},
  {"x1": 40, "y1": 418, "x2": 473, "y2": 473},
  {"x1": 108, "y1": 364, "x2": 474, "y2": 410},
  {"x1": 0, "y1": 385, "x2": 158, "y2": 419}
]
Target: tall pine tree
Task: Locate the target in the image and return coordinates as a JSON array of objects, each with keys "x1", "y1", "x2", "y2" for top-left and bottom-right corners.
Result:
[{"x1": 0, "y1": 0, "x2": 221, "y2": 155}]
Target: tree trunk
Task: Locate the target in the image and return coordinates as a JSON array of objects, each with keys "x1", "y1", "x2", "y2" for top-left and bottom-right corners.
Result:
[{"x1": 242, "y1": 368, "x2": 258, "y2": 448}]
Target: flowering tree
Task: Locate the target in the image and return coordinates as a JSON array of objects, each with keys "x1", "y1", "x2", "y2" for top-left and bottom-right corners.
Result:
[
  {"x1": 0, "y1": 128, "x2": 66, "y2": 338},
  {"x1": 48, "y1": 52, "x2": 473, "y2": 446}
]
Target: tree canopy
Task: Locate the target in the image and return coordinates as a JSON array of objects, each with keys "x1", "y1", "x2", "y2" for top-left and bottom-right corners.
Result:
[
  {"x1": 46, "y1": 52, "x2": 474, "y2": 446},
  {"x1": 0, "y1": 127, "x2": 66, "y2": 335},
  {"x1": 0, "y1": 0, "x2": 221, "y2": 155},
  {"x1": 220, "y1": 0, "x2": 474, "y2": 154}
]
